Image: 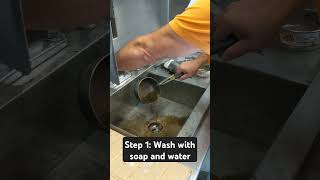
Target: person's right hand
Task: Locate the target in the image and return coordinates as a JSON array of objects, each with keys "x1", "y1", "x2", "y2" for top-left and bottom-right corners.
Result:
[
  {"x1": 176, "y1": 53, "x2": 209, "y2": 80},
  {"x1": 214, "y1": 0, "x2": 304, "y2": 61}
]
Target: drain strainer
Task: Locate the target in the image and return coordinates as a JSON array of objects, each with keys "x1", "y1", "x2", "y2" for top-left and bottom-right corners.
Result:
[{"x1": 148, "y1": 122, "x2": 163, "y2": 133}]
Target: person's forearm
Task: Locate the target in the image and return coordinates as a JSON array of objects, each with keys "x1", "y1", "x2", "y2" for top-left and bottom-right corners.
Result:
[
  {"x1": 116, "y1": 25, "x2": 196, "y2": 71},
  {"x1": 116, "y1": 35, "x2": 156, "y2": 70}
]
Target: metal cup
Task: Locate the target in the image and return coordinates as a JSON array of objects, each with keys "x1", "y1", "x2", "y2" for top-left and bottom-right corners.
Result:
[{"x1": 135, "y1": 77, "x2": 160, "y2": 104}]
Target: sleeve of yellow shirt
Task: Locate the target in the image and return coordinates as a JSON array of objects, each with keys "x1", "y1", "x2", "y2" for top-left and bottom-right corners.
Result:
[{"x1": 169, "y1": 0, "x2": 210, "y2": 57}]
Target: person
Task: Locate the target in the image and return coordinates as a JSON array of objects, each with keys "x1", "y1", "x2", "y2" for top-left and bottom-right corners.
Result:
[
  {"x1": 116, "y1": 0, "x2": 210, "y2": 80},
  {"x1": 214, "y1": 0, "x2": 308, "y2": 61}
]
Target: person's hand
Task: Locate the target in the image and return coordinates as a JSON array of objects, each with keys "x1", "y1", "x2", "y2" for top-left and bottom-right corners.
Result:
[
  {"x1": 176, "y1": 60, "x2": 201, "y2": 80},
  {"x1": 176, "y1": 53, "x2": 209, "y2": 80},
  {"x1": 214, "y1": 0, "x2": 304, "y2": 60}
]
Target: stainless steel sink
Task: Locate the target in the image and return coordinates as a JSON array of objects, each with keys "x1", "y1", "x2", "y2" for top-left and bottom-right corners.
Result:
[
  {"x1": 212, "y1": 61, "x2": 307, "y2": 177},
  {"x1": 110, "y1": 71, "x2": 210, "y2": 137}
]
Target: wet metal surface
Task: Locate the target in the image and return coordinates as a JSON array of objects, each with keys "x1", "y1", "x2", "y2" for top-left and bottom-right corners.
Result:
[
  {"x1": 110, "y1": 71, "x2": 208, "y2": 137},
  {"x1": 113, "y1": 97, "x2": 190, "y2": 137},
  {"x1": 110, "y1": 61, "x2": 210, "y2": 179}
]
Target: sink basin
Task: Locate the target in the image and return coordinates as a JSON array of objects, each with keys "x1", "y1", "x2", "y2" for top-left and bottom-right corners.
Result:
[
  {"x1": 212, "y1": 62, "x2": 307, "y2": 177},
  {"x1": 110, "y1": 71, "x2": 210, "y2": 137}
]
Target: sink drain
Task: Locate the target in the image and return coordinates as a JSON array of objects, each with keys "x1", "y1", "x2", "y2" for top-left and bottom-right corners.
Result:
[{"x1": 148, "y1": 122, "x2": 163, "y2": 133}]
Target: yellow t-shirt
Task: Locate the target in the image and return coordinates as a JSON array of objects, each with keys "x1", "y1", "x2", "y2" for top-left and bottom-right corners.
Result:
[{"x1": 169, "y1": 0, "x2": 210, "y2": 55}]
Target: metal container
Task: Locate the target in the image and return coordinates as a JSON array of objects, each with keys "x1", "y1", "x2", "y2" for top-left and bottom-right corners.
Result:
[
  {"x1": 135, "y1": 77, "x2": 160, "y2": 104},
  {"x1": 280, "y1": 9, "x2": 320, "y2": 50}
]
